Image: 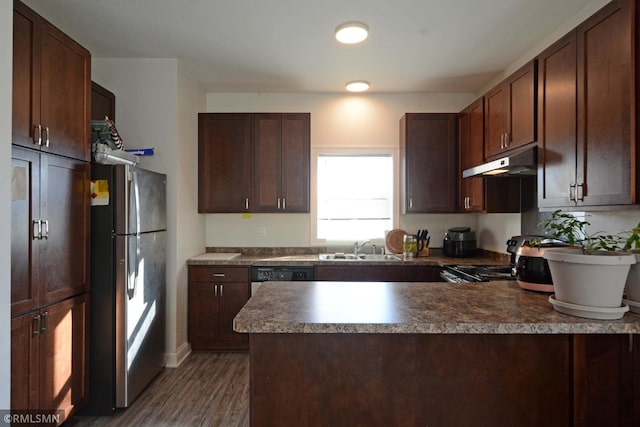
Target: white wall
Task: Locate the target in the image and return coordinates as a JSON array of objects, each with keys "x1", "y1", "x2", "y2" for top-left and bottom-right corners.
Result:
[
  {"x1": 174, "y1": 64, "x2": 206, "y2": 363},
  {"x1": 205, "y1": 92, "x2": 481, "y2": 249},
  {"x1": 92, "y1": 58, "x2": 205, "y2": 367},
  {"x1": 0, "y1": 0, "x2": 13, "y2": 408},
  {"x1": 479, "y1": 0, "x2": 611, "y2": 93}
]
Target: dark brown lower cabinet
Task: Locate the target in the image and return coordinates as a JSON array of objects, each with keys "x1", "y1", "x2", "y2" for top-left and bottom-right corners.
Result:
[
  {"x1": 248, "y1": 333, "x2": 639, "y2": 427},
  {"x1": 11, "y1": 293, "x2": 89, "y2": 423},
  {"x1": 188, "y1": 266, "x2": 250, "y2": 351},
  {"x1": 315, "y1": 265, "x2": 444, "y2": 282}
]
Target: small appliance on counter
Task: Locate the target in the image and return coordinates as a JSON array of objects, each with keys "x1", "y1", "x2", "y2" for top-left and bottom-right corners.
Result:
[
  {"x1": 506, "y1": 235, "x2": 570, "y2": 292},
  {"x1": 443, "y1": 227, "x2": 477, "y2": 257}
]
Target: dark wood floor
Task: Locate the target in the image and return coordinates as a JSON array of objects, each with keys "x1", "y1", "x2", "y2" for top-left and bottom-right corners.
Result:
[{"x1": 68, "y1": 352, "x2": 250, "y2": 427}]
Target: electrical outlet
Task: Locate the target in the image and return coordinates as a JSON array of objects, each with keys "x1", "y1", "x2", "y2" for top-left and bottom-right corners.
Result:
[{"x1": 259, "y1": 226, "x2": 267, "y2": 237}]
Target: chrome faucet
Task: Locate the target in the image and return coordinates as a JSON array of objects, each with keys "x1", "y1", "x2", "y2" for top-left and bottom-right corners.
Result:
[{"x1": 354, "y1": 240, "x2": 374, "y2": 256}]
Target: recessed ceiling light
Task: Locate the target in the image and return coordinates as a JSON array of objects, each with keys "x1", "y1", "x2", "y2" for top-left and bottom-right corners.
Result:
[
  {"x1": 345, "y1": 80, "x2": 370, "y2": 92},
  {"x1": 335, "y1": 22, "x2": 369, "y2": 44}
]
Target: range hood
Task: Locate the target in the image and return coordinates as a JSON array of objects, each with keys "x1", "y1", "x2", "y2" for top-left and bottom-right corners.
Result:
[{"x1": 462, "y1": 145, "x2": 537, "y2": 178}]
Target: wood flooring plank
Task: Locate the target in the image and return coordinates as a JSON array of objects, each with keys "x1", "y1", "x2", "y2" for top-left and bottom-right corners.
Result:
[{"x1": 68, "y1": 353, "x2": 250, "y2": 427}]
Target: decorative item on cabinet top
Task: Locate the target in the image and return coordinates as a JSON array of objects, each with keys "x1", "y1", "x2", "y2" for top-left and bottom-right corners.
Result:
[{"x1": 91, "y1": 118, "x2": 139, "y2": 166}]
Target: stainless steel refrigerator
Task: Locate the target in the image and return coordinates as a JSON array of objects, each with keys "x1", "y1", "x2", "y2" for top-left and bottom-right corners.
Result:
[{"x1": 82, "y1": 164, "x2": 167, "y2": 415}]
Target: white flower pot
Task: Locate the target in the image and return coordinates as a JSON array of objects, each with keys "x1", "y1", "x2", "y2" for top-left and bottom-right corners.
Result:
[
  {"x1": 543, "y1": 248, "x2": 636, "y2": 309},
  {"x1": 625, "y1": 251, "x2": 640, "y2": 301}
]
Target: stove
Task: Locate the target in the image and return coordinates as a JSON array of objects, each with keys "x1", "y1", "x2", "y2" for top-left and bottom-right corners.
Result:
[{"x1": 440, "y1": 264, "x2": 514, "y2": 283}]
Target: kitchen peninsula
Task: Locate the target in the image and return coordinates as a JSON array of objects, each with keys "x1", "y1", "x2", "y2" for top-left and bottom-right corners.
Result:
[{"x1": 234, "y1": 281, "x2": 640, "y2": 426}]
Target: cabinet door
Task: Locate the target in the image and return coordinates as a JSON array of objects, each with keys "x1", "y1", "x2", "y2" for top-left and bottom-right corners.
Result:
[
  {"x1": 40, "y1": 154, "x2": 90, "y2": 306},
  {"x1": 572, "y1": 334, "x2": 633, "y2": 426},
  {"x1": 576, "y1": 0, "x2": 635, "y2": 206},
  {"x1": 537, "y1": 31, "x2": 578, "y2": 208},
  {"x1": 484, "y1": 61, "x2": 536, "y2": 159},
  {"x1": 12, "y1": 0, "x2": 41, "y2": 149},
  {"x1": 315, "y1": 265, "x2": 410, "y2": 281},
  {"x1": 188, "y1": 281, "x2": 220, "y2": 349},
  {"x1": 40, "y1": 21, "x2": 91, "y2": 161},
  {"x1": 11, "y1": 147, "x2": 41, "y2": 316},
  {"x1": 484, "y1": 83, "x2": 508, "y2": 159},
  {"x1": 12, "y1": 2, "x2": 91, "y2": 161},
  {"x1": 253, "y1": 113, "x2": 310, "y2": 212},
  {"x1": 507, "y1": 60, "x2": 537, "y2": 150},
  {"x1": 39, "y1": 294, "x2": 89, "y2": 421},
  {"x1": 217, "y1": 282, "x2": 250, "y2": 349},
  {"x1": 401, "y1": 114, "x2": 457, "y2": 213},
  {"x1": 198, "y1": 113, "x2": 252, "y2": 212},
  {"x1": 459, "y1": 99, "x2": 485, "y2": 212},
  {"x1": 91, "y1": 81, "x2": 115, "y2": 122},
  {"x1": 11, "y1": 311, "x2": 40, "y2": 411},
  {"x1": 253, "y1": 114, "x2": 282, "y2": 212},
  {"x1": 281, "y1": 113, "x2": 310, "y2": 212}
]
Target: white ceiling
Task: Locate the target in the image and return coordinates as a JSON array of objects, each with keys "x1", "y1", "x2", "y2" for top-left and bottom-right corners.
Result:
[{"x1": 23, "y1": 0, "x2": 596, "y2": 93}]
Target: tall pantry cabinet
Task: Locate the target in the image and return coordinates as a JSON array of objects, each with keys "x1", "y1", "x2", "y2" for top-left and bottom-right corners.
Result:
[{"x1": 11, "y1": 0, "x2": 91, "y2": 423}]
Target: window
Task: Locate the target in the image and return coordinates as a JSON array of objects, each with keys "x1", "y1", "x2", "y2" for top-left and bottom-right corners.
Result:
[{"x1": 316, "y1": 153, "x2": 394, "y2": 241}]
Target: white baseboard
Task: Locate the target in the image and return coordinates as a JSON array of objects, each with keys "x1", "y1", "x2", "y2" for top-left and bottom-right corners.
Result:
[{"x1": 164, "y1": 341, "x2": 192, "y2": 368}]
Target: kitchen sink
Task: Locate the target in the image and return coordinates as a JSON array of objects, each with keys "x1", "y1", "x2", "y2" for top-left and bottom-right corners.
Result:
[
  {"x1": 358, "y1": 254, "x2": 402, "y2": 261},
  {"x1": 318, "y1": 253, "x2": 402, "y2": 261}
]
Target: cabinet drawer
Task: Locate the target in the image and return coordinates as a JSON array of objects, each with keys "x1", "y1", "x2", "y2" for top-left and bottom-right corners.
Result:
[{"x1": 189, "y1": 266, "x2": 249, "y2": 283}]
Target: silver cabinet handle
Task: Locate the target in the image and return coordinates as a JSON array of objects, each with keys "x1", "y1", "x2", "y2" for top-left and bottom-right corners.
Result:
[
  {"x1": 277, "y1": 198, "x2": 281, "y2": 209},
  {"x1": 40, "y1": 311, "x2": 48, "y2": 333},
  {"x1": 569, "y1": 184, "x2": 576, "y2": 202},
  {"x1": 409, "y1": 198, "x2": 413, "y2": 209},
  {"x1": 42, "y1": 220, "x2": 49, "y2": 239},
  {"x1": 219, "y1": 284, "x2": 223, "y2": 297},
  {"x1": 245, "y1": 198, "x2": 249, "y2": 210},
  {"x1": 34, "y1": 124, "x2": 42, "y2": 146},
  {"x1": 32, "y1": 315, "x2": 41, "y2": 336},
  {"x1": 212, "y1": 273, "x2": 225, "y2": 278},
  {"x1": 33, "y1": 220, "x2": 42, "y2": 240},
  {"x1": 44, "y1": 126, "x2": 50, "y2": 148},
  {"x1": 214, "y1": 284, "x2": 218, "y2": 297},
  {"x1": 577, "y1": 183, "x2": 584, "y2": 202},
  {"x1": 282, "y1": 198, "x2": 286, "y2": 210},
  {"x1": 500, "y1": 133, "x2": 504, "y2": 149}
]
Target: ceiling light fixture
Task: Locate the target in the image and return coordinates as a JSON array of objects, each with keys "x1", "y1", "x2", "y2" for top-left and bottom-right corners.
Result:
[
  {"x1": 345, "y1": 80, "x2": 370, "y2": 92},
  {"x1": 335, "y1": 21, "x2": 369, "y2": 44}
]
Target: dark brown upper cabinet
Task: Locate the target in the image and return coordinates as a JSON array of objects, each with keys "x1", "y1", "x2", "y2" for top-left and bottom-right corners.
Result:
[
  {"x1": 91, "y1": 81, "x2": 116, "y2": 122},
  {"x1": 458, "y1": 99, "x2": 485, "y2": 212},
  {"x1": 253, "y1": 113, "x2": 310, "y2": 213},
  {"x1": 458, "y1": 99, "x2": 522, "y2": 213},
  {"x1": 400, "y1": 113, "x2": 458, "y2": 213},
  {"x1": 484, "y1": 60, "x2": 537, "y2": 160},
  {"x1": 13, "y1": 0, "x2": 91, "y2": 162},
  {"x1": 198, "y1": 113, "x2": 310, "y2": 213},
  {"x1": 538, "y1": 0, "x2": 638, "y2": 208}
]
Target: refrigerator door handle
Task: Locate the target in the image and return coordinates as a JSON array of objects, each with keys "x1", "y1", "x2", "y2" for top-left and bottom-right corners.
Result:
[{"x1": 128, "y1": 170, "x2": 142, "y2": 300}]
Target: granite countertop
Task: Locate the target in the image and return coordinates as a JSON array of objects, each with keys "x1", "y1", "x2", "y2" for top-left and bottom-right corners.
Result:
[
  {"x1": 233, "y1": 280, "x2": 640, "y2": 335},
  {"x1": 187, "y1": 251, "x2": 507, "y2": 267}
]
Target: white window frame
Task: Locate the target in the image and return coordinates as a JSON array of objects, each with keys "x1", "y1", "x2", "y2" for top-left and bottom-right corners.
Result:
[{"x1": 310, "y1": 146, "x2": 399, "y2": 246}]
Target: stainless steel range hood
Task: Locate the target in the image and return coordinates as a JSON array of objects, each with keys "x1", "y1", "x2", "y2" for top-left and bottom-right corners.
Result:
[{"x1": 462, "y1": 145, "x2": 537, "y2": 178}]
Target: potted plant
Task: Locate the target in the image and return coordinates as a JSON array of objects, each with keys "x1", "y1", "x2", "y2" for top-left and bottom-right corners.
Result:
[
  {"x1": 536, "y1": 210, "x2": 636, "y2": 319},
  {"x1": 623, "y1": 222, "x2": 640, "y2": 307}
]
